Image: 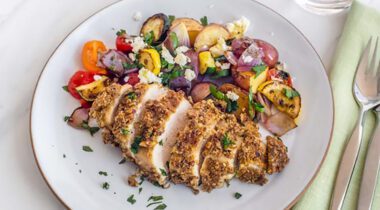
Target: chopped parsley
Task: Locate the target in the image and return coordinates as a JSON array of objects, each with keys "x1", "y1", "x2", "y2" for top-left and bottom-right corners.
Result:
[
  {"x1": 205, "y1": 66, "x2": 217, "y2": 74},
  {"x1": 212, "y1": 69, "x2": 230, "y2": 79},
  {"x1": 144, "y1": 31, "x2": 154, "y2": 45},
  {"x1": 252, "y1": 64, "x2": 267, "y2": 78},
  {"x1": 62, "y1": 85, "x2": 69, "y2": 92},
  {"x1": 81, "y1": 121, "x2": 100, "y2": 136},
  {"x1": 148, "y1": 195, "x2": 164, "y2": 202},
  {"x1": 98, "y1": 171, "x2": 108, "y2": 176},
  {"x1": 200, "y1": 16, "x2": 208, "y2": 26},
  {"x1": 159, "y1": 140, "x2": 163, "y2": 146},
  {"x1": 168, "y1": 15, "x2": 175, "y2": 25},
  {"x1": 283, "y1": 88, "x2": 300, "y2": 99},
  {"x1": 147, "y1": 201, "x2": 162, "y2": 207},
  {"x1": 154, "y1": 204, "x2": 167, "y2": 210},
  {"x1": 234, "y1": 192, "x2": 242, "y2": 199},
  {"x1": 169, "y1": 32, "x2": 179, "y2": 50},
  {"x1": 159, "y1": 168, "x2": 167, "y2": 176},
  {"x1": 209, "y1": 84, "x2": 225, "y2": 100},
  {"x1": 254, "y1": 102, "x2": 265, "y2": 113},
  {"x1": 63, "y1": 116, "x2": 70, "y2": 122},
  {"x1": 215, "y1": 55, "x2": 228, "y2": 62},
  {"x1": 118, "y1": 157, "x2": 127, "y2": 164},
  {"x1": 226, "y1": 99, "x2": 238, "y2": 113},
  {"x1": 127, "y1": 194, "x2": 136, "y2": 205},
  {"x1": 138, "y1": 187, "x2": 143, "y2": 194},
  {"x1": 82, "y1": 145, "x2": 93, "y2": 152},
  {"x1": 221, "y1": 134, "x2": 234, "y2": 150},
  {"x1": 160, "y1": 68, "x2": 183, "y2": 86},
  {"x1": 120, "y1": 128, "x2": 130, "y2": 135},
  {"x1": 122, "y1": 62, "x2": 138, "y2": 69},
  {"x1": 131, "y1": 136, "x2": 143, "y2": 154},
  {"x1": 127, "y1": 92, "x2": 137, "y2": 100},
  {"x1": 116, "y1": 29, "x2": 126, "y2": 36},
  {"x1": 139, "y1": 176, "x2": 145, "y2": 185},
  {"x1": 63, "y1": 154, "x2": 66, "y2": 158},
  {"x1": 102, "y1": 182, "x2": 110, "y2": 190}
]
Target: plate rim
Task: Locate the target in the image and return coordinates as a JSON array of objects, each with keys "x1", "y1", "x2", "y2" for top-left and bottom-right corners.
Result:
[{"x1": 29, "y1": 0, "x2": 335, "y2": 209}]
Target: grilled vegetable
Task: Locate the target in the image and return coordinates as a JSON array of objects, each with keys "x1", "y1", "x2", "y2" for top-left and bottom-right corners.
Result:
[
  {"x1": 140, "y1": 13, "x2": 170, "y2": 44},
  {"x1": 199, "y1": 51, "x2": 216, "y2": 74},
  {"x1": 139, "y1": 48, "x2": 161, "y2": 75},
  {"x1": 219, "y1": 83, "x2": 249, "y2": 116},
  {"x1": 170, "y1": 23, "x2": 190, "y2": 47},
  {"x1": 255, "y1": 39, "x2": 279, "y2": 68},
  {"x1": 251, "y1": 65, "x2": 269, "y2": 93},
  {"x1": 232, "y1": 66, "x2": 268, "y2": 93},
  {"x1": 194, "y1": 24, "x2": 230, "y2": 52},
  {"x1": 258, "y1": 81, "x2": 301, "y2": 118},
  {"x1": 191, "y1": 82, "x2": 211, "y2": 102},
  {"x1": 171, "y1": 18, "x2": 203, "y2": 46},
  {"x1": 75, "y1": 76, "x2": 110, "y2": 101},
  {"x1": 82, "y1": 40, "x2": 107, "y2": 74},
  {"x1": 263, "y1": 111, "x2": 297, "y2": 136}
]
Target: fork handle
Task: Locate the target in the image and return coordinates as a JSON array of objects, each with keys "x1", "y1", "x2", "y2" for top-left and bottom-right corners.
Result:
[{"x1": 330, "y1": 110, "x2": 366, "y2": 210}]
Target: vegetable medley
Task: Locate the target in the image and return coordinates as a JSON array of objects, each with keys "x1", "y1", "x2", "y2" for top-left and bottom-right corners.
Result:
[{"x1": 64, "y1": 13, "x2": 301, "y2": 136}]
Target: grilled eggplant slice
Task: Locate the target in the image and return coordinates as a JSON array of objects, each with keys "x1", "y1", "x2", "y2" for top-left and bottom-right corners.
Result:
[{"x1": 140, "y1": 13, "x2": 170, "y2": 44}]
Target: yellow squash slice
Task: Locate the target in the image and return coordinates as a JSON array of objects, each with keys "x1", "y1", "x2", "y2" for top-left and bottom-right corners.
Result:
[{"x1": 75, "y1": 76, "x2": 110, "y2": 101}]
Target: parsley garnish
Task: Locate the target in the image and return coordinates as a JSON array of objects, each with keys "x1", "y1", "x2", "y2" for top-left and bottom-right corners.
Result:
[
  {"x1": 169, "y1": 32, "x2": 179, "y2": 50},
  {"x1": 168, "y1": 15, "x2": 175, "y2": 25},
  {"x1": 131, "y1": 136, "x2": 143, "y2": 154},
  {"x1": 283, "y1": 88, "x2": 300, "y2": 99},
  {"x1": 234, "y1": 192, "x2": 242, "y2": 199},
  {"x1": 118, "y1": 157, "x2": 126, "y2": 164},
  {"x1": 122, "y1": 62, "x2": 137, "y2": 69},
  {"x1": 159, "y1": 168, "x2": 167, "y2": 176},
  {"x1": 147, "y1": 201, "x2": 162, "y2": 207},
  {"x1": 81, "y1": 121, "x2": 100, "y2": 136},
  {"x1": 138, "y1": 187, "x2": 143, "y2": 194},
  {"x1": 63, "y1": 116, "x2": 70, "y2": 122},
  {"x1": 82, "y1": 145, "x2": 93, "y2": 152},
  {"x1": 144, "y1": 31, "x2": 154, "y2": 45},
  {"x1": 205, "y1": 67, "x2": 217, "y2": 74},
  {"x1": 159, "y1": 140, "x2": 163, "y2": 146},
  {"x1": 209, "y1": 84, "x2": 225, "y2": 100},
  {"x1": 226, "y1": 100, "x2": 238, "y2": 113},
  {"x1": 116, "y1": 29, "x2": 126, "y2": 36},
  {"x1": 63, "y1": 154, "x2": 66, "y2": 158},
  {"x1": 212, "y1": 69, "x2": 230, "y2": 79},
  {"x1": 200, "y1": 16, "x2": 208, "y2": 26},
  {"x1": 221, "y1": 134, "x2": 234, "y2": 150},
  {"x1": 98, "y1": 171, "x2": 108, "y2": 176},
  {"x1": 215, "y1": 55, "x2": 227, "y2": 62},
  {"x1": 127, "y1": 194, "x2": 136, "y2": 204},
  {"x1": 154, "y1": 204, "x2": 167, "y2": 210},
  {"x1": 148, "y1": 195, "x2": 164, "y2": 202},
  {"x1": 139, "y1": 176, "x2": 145, "y2": 185},
  {"x1": 252, "y1": 64, "x2": 267, "y2": 78},
  {"x1": 127, "y1": 92, "x2": 137, "y2": 100},
  {"x1": 102, "y1": 182, "x2": 110, "y2": 190},
  {"x1": 62, "y1": 85, "x2": 69, "y2": 92},
  {"x1": 254, "y1": 102, "x2": 265, "y2": 113},
  {"x1": 120, "y1": 128, "x2": 130, "y2": 135}
]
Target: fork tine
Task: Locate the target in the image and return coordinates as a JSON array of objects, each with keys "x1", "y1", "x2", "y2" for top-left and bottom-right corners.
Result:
[
  {"x1": 355, "y1": 37, "x2": 372, "y2": 81},
  {"x1": 368, "y1": 36, "x2": 378, "y2": 76}
]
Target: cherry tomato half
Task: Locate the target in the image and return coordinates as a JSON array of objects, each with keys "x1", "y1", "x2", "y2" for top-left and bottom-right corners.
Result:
[
  {"x1": 82, "y1": 40, "x2": 107, "y2": 74},
  {"x1": 267, "y1": 69, "x2": 293, "y2": 87},
  {"x1": 67, "y1": 70, "x2": 95, "y2": 99},
  {"x1": 127, "y1": 73, "x2": 140, "y2": 86},
  {"x1": 116, "y1": 35, "x2": 133, "y2": 53}
]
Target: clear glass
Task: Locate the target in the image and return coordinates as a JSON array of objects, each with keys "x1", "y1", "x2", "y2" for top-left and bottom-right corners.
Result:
[{"x1": 295, "y1": 0, "x2": 353, "y2": 15}]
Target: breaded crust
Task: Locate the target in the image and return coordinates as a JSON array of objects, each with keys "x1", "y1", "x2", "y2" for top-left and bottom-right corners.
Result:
[{"x1": 266, "y1": 136, "x2": 289, "y2": 174}]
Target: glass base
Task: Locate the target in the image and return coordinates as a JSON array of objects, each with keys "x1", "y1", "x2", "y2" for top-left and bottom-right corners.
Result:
[{"x1": 295, "y1": 0, "x2": 352, "y2": 15}]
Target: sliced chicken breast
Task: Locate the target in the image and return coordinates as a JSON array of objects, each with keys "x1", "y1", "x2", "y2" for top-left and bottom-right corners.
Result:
[
  {"x1": 200, "y1": 114, "x2": 242, "y2": 192},
  {"x1": 133, "y1": 90, "x2": 191, "y2": 186},
  {"x1": 89, "y1": 83, "x2": 132, "y2": 144},
  {"x1": 112, "y1": 83, "x2": 167, "y2": 160},
  {"x1": 169, "y1": 100, "x2": 222, "y2": 193},
  {"x1": 236, "y1": 115, "x2": 268, "y2": 185},
  {"x1": 266, "y1": 136, "x2": 289, "y2": 174}
]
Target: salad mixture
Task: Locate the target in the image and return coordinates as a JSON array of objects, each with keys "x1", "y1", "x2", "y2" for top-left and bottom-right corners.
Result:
[{"x1": 63, "y1": 13, "x2": 300, "y2": 193}]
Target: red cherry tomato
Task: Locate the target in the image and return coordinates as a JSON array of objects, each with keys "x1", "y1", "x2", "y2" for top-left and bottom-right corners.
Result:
[
  {"x1": 116, "y1": 35, "x2": 133, "y2": 53},
  {"x1": 127, "y1": 73, "x2": 140, "y2": 86},
  {"x1": 67, "y1": 70, "x2": 95, "y2": 99},
  {"x1": 267, "y1": 69, "x2": 293, "y2": 87}
]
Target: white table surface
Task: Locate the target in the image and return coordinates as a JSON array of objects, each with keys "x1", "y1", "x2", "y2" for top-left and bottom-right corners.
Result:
[{"x1": 0, "y1": 0, "x2": 379, "y2": 209}]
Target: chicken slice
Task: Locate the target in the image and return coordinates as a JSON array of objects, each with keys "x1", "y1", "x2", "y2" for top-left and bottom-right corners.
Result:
[
  {"x1": 200, "y1": 113, "x2": 243, "y2": 192},
  {"x1": 112, "y1": 83, "x2": 167, "y2": 160},
  {"x1": 89, "y1": 83, "x2": 132, "y2": 144},
  {"x1": 169, "y1": 100, "x2": 223, "y2": 193},
  {"x1": 266, "y1": 136, "x2": 289, "y2": 174},
  {"x1": 236, "y1": 114, "x2": 268, "y2": 185},
  {"x1": 133, "y1": 90, "x2": 191, "y2": 186}
]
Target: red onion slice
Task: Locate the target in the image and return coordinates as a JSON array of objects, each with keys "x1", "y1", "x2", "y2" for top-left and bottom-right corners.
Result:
[{"x1": 68, "y1": 107, "x2": 90, "y2": 128}]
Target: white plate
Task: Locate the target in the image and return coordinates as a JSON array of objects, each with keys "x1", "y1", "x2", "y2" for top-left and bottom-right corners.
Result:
[{"x1": 30, "y1": 0, "x2": 333, "y2": 209}]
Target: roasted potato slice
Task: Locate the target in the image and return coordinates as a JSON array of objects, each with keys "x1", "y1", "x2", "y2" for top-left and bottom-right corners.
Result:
[
  {"x1": 219, "y1": 83, "x2": 249, "y2": 116},
  {"x1": 140, "y1": 13, "x2": 170, "y2": 44},
  {"x1": 258, "y1": 81, "x2": 301, "y2": 118},
  {"x1": 171, "y1": 18, "x2": 203, "y2": 46},
  {"x1": 75, "y1": 76, "x2": 110, "y2": 101},
  {"x1": 194, "y1": 24, "x2": 230, "y2": 52}
]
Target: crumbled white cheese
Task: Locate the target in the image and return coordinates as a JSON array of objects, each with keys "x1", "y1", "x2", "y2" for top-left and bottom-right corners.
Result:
[
  {"x1": 174, "y1": 53, "x2": 190, "y2": 66},
  {"x1": 161, "y1": 46, "x2": 174, "y2": 64},
  {"x1": 132, "y1": 11, "x2": 142, "y2": 21},
  {"x1": 226, "y1": 91, "x2": 239, "y2": 101},
  {"x1": 226, "y1": 16, "x2": 250, "y2": 38},
  {"x1": 221, "y1": 62, "x2": 231, "y2": 70},
  {"x1": 138, "y1": 67, "x2": 162, "y2": 84},
  {"x1": 184, "y1": 69, "x2": 196, "y2": 81},
  {"x1": 131, "y1": 36, "x2": 146, "y2": 54},
  {"x1": 243, "y1": 55, "x2": 253, "y2": 63},
  {"x1": 123, "y1": 76, "x2": 130, "y2": 83},
  {"x1": 175, "y1": 46, "x2": 189, "y2": 54},
  {"x1": 128, "y1": 53, "x2": 136, "y2": 62},
  {"x1": 93, "y1": 75, "x2": 102, "y2": 81},
  {"x1": 210, "y1": 37, "x2": 230, "y2": 57}
]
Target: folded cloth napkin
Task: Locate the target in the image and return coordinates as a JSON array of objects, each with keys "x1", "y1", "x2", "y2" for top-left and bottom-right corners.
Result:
[{"x1": 293, "y1": 2, "x2": 380, "y2": 210}]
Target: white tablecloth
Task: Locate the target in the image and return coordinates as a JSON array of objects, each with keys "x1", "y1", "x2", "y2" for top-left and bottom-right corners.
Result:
[{"x1": 0, "y1": 0, "x2": 378, "y2": 209}]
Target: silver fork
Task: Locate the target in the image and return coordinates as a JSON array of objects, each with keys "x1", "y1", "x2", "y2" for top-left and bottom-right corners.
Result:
[{"x1": 330, "y1": 37, "x2": 380, "y2": 210}]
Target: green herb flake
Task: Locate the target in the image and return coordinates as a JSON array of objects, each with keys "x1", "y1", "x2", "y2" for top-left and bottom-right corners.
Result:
[
  {"x1": 215, "y1": 55, "x2": 227, "y2": 62},
  {"x1": 116, "y1": 29, "x2": 126, "y2": 36},
  {"x1": 82, "y1": 145, "x2": 93, "y2": 152},
  {"x1": 131, "y1": 136, "x2": 143, "y2": 154},
  {"x1": 226, "y1": 100, "x2": 238, "y2": 113},
  {"x1": 254, "y1": 102, "x2": 265, "y2": 113},
  {"x1": 205, "y1": 67, "x2": 217, "y2": 74},
  {"x1": 159, "y1": 168, "x2": 167, "y2": 176},
  {"x1": 102, "y1": 182, "x2": 110, "y2": 190},
  {"x1": 251, "y1": 64, "x2": 267, "y2": 78},
  {"x1": 120, "y1": 128, "x2": 130, "y2": 135},
  {"x1": 81, "y1": 121, "x2": 100, "y2": 136},
  {"x1": 118, "y1": 158, "x2": 126, "y2": 164},
  {"x1": 62, "y1": 85, "x2": 69, "y2": 92},
  {"x1": 144, "y1": 31, "x2": 155, "y2": 45},
  {"x1": 148, "y1": 195, "x2": 164, "y2": 202},
  {"x1": 234, "y1": 192, "x2": 242, "y2": 199},
  {"x1": 127, "y1": 194, "x2": 136, "y2": 205},
  {"x1": 200, "y1": 16, "x2": 208, "y2": 26},
  {"x1": 209, "y1": 84, "x2": 225, "y2": 100},
  {"x1": 147, "y1": 201, "x2": 162, "y2": 207},
  {"x1": 169, "y1": 32, "x2": 179, "y2": 50},
  {"x1": 63, "y1": 154, "x2": 66, "y2": 158},
  {"x1": 168, "y1": 15, "x2": 176, "y2": 25},
  {"x1": 127, "y1": 92, "x2": 137, "y2": 100},
  {"x1": 221, "y1": 134, "x2": 234, "y2": 150},
  {"x1": 63, "y1": 116, "x2": 70, "y2": 122},
  {"x1": 122, "y1": 62, "x2": 137, "y2": 69},
  {"x1": 138, "y1": 187, "x2": 143, "y2": 194},
  {"x1": 139, "y1": 176, "x2": 145, "y2": 185},
  {"x1": 283, "y1": 88, "x2": 300, "y2": 99},
  {"x1": 154, "y1": 203, "x2": 167, "y2": 210},
  {"x1": 98, "y1": 171, "x2": 108, "y2": 176},
  {"x1": 212, "y1": 69, "x2": 230, "y2": 79},
  {"x1": 159, "y1": 140, "x2": 163, "y2": 146}
]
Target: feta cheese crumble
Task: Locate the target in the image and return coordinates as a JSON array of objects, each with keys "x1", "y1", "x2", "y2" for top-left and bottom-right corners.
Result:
[
  {"x1": 221, "y1": 62, "x2": 231, "y2": 70},
  {"x1": 93, "y1": 75, "x2": 102, "y2": 81},
  {"x1": 226, "y1": 16, "x2": 250, "y2": 38},
  {"x1": 210, "y1": 38, "x2": 230, "y2": 57},
  {"x1": 184, "y1": 69, "x2": 196, "y2": 81},
  {"x1": 161, "y1": 46, "x2": 174, "y2": 64},
  {"x1": 132, "y1": 12, "x2": 142, "y2": 21},
  {"x1": 128, "y1": 53, "x2": 136, "y2": 62},
  {"x1": 131, "y1": 36, "x2": 146, "y2": 54},
  {"x1": 174, "y1": 53, "x2": 190, "y2": 66},
  {"x1": 175, "y1": 46, "x2": 189, "y2": 54},
  {"x1": 226, "y1": 91, "x2": 239, "y2": 101},
  {"x1": 123, "y1": 76, "x2": 130, "y2": 83},
  {"x1": 138, "y1": 68, "x2": 162, "y2": 84}
]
